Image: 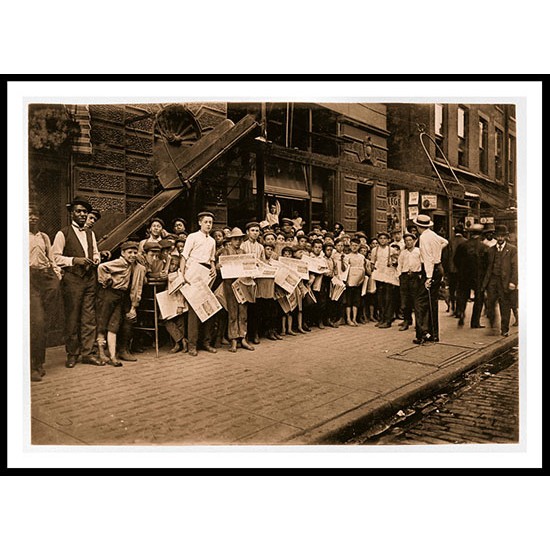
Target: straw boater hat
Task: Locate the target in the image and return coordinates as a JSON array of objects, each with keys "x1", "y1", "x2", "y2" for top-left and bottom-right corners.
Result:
[
  {"x1": 469, "y1": 223, "x2": 485, "y2": 234},
  {"x1": 413, "y1": 214, "x2": 434, "y2": 228}
]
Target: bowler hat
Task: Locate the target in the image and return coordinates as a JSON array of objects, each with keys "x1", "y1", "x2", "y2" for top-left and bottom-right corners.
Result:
[
  {"x1": 413, "y1": 214, "x2": 434, "y2": 228},
  {"x1": 227, "y1": 227, "x2": 245, "y2": 239},
  {"x1": 66, "y1": 195, "x2": 92, "y2": 212},
  {"x1": 494, "y1": 224, "x2": 509, "y2": 236},
  {"x1": 171, "y1": 217, "x2": 187, "y2": 227},
  {"x1": 483, "y1": 224, "x2": 496, "y2": 233},
  {"x1": 89, "y1": 208, "x2": 101, "y2": 220},
  {"x1": 121, "y1": 240, "x2": 139, "y2": 251}
]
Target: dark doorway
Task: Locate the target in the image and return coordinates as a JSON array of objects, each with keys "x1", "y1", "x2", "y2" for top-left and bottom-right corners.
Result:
[{"x1": 357, "y1": 184, "x2": 373, "y2": 236}]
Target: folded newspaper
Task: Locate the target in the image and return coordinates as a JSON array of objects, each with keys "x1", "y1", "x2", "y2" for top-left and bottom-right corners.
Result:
[
  {"x1": 167, "y1": 270, "x2": 185, "y2": 295},
  {"x1": 219, "y1": 254, "x2": 258, "y2": 279},
  {"x1": 181, "y1": 280, "x2": 222, "y2": 322},
  {"x1": 231, "y1": 277, "x2": 256, "y2": 304},
  {"x1": 329, "y1": 276, "x2": 346, "y2": 301},
  {"x1": 278, "y1": 257, "x2": 309, "y2": 280}
]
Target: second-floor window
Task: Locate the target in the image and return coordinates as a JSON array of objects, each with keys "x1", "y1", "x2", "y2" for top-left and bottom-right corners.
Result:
[
  {"x1": 435, "y1": 104, "x2": 444, "y2": 158},
  {"x1": 495, "y1": 127, "x2": 504, "y2": 181},
  {"x1": 508, "y1": 134, "x2": 516, "y2": 184},
  {"x1": 479, "y1": 117, "x2": 489, "y2": 174},
  {"x1": 457, "y1": 106, "x2": 468, "y2": 167}
]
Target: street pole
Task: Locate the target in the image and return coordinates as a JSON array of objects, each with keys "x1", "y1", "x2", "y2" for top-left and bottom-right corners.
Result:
[{"x1": 256, "y1": 103, "x2": 266, "y2": 222}]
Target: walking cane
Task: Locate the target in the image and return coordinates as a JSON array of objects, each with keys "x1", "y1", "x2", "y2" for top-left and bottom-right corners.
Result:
[{"x1": 426, "y1": 283, "x2": 435, "y2": 342}]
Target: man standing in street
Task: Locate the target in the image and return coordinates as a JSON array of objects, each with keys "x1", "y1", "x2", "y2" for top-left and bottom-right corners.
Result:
[
  {"x1": 454, "y1": 223, "x2": 488, "y2": 329},
  {"x1": 179, "y1": 211, "x2": 218, "y2": 356},
  {"x1": 482, "y1": 225, "x2": 517, "y2": 337},
  {"x1": 413, "y1": 214, "x2": 448, "y2": 344},
  {"x1": 52, "y1": 196, "x2": 103, "y2": 368},
  {"x1": 445, "y1": 223, "x2": 467, "y2": 316},
  {"x1": 29, "y1": 204, "x2": 62, "y2": 381}
]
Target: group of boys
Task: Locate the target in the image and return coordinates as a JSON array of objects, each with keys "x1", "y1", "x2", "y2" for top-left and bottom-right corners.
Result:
[{"x1": 29, "y1": 197, "x2": 516, "y2": 382}]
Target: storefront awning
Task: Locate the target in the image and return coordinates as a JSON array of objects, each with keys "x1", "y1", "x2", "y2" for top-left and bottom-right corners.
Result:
[
  {"x1": 98, "y1": 115, "x2": 259, "y2": 252},
  {"x1": 265, "y1": 158, "x2": 309, "y2": 199}
]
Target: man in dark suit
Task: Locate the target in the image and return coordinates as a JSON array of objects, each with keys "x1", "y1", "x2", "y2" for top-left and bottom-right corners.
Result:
[
  {"x1": 482, "y1": 224, "x2": 518, "y2": 337},
  {"x1": 52, "y1": 196, "x2": 103, "y2": 368},
  {"x1": 454, "y1": 223, "x2": 488, "y2": 328}
]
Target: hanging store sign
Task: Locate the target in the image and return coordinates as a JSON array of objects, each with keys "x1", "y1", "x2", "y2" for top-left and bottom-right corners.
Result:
[
  {"x1": 387, "y1": 190, "x2": 406, "y2": 233},
  {"x1": 421, "y1": 194, "x2": 438, "y2": 210}
]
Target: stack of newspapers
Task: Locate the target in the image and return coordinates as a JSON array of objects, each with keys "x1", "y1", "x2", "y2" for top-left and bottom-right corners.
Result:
[{"x1": 329, "y1": 276, "x2": 346, "y2": 301}]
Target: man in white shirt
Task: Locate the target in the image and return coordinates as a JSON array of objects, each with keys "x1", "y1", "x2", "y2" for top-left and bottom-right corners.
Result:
[
  {"x1": 29, "y1": 205, "x2": 62, "y2": 381},
  {"x1": 413, "y1": 214, "x2": 448, "y2": 344},
  {"x1": 179, "y1": 211, "x2": 218, "y2": 356},
  {"x1": 52, "y1": 196, "x2": 103, "y2": 368}
]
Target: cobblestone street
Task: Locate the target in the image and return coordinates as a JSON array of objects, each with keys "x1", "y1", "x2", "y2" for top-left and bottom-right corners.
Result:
[{"x1": 355, "y1": 348, "x2": 519, "y2": 445}]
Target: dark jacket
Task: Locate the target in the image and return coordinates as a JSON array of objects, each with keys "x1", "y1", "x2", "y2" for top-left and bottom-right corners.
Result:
[
  {"x1": 454, "y1": 237, "x2": 488, "y2": 287},
  {"x1": 482, "y1": 242, "x2": 518, "y2": 291}
]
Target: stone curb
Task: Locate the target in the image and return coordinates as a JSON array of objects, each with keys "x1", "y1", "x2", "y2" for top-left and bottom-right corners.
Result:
[{"x1": 282, "y1": 334, "x2": 519, "y2": 445}]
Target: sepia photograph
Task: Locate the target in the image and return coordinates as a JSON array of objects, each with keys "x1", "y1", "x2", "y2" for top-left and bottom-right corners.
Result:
[{"x1": 23, "y1": 93, "x2": 524, "y2": 448}]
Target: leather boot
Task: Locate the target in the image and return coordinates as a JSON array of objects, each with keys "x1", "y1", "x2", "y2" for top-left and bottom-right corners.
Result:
[
  {"x1": 118, "y1": 321, "x2": 137, "y2": 361},
  {"x1": 119, "y1": 348, "x2": 137, "y2": 362},
  {"x1": 31, "y1": 367, "x2": 42, "y2": 382}
]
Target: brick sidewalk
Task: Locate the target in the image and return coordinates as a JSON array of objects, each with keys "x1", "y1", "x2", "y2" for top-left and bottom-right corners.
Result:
[{"x1": 30, "y1": 302, "x2": 519, "y2": 445}]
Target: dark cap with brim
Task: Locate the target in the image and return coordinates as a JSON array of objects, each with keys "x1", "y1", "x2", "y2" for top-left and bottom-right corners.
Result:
[
  {"x1": 198, "y1": 211, "x2": 215, "y2": 220},
  {"x1": 143, "y1": 242, "x2": 161, "y2": 252},
  {"x1": 121, "y1": 241, "x2": 139, "y2": 251}
]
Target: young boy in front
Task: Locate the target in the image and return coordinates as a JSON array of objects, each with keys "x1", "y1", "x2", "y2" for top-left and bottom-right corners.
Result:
[{"x1": 96, "y1": 240, "x2": 146, "y2": 366}]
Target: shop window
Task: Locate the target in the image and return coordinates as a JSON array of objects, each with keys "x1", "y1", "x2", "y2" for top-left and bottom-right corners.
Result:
[
  {"x1": 495, "y1": 127, "x2": 504, "y2": 181},
  {"x1": 508, "y1": 134, "x2": 516, "y2": 184},
  {"x1": 435, "y1": 104, "x2": 445, "y2": 158}
]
